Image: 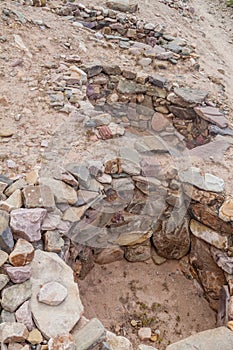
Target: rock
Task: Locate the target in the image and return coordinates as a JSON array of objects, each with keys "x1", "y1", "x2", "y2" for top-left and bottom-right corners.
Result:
[
  {"x1": 151, "y1": 247, "x2": 167, "y2": 265},
  {"x1": 97, "y1": 174, "x2": 112, "y2": 184},
  {"x1": 138, "y1": 57, "x2": 152, "y2": 67},
  {"x1": 5, "y1": 265, "x2": 31, "y2": 283},
  {"x1": 138, "y1": 327, "x2": 152, "y2": 340},
  {"x1": 152, "y1": 215, "x2": 190, "y2": 259},
  {"x1": 190, "y1": 236, "x2": 226, "y2": 307},
  {"x1": 228, "y1": 296, "x2": 233, "y2": 320},
  {"x1": 5, "y1": 178, "x2": 27, "y2": 197},
  {"x1": 168, "y1": 106, "x2": 196, "y2": 120},
  {"x1": 22, "y1": 185, "x2": 55, "y2": 210},
  {"x1": 106, "y1": 0, "x2": 138, "y2": 13},
  {"x1": 106, "y1": 331, "x2": 133, "y2": 350},
  {"x1": 148, "y1": 75, "x2": 167, "y2": 88},
  {"x1": 135, "y1": 136, "x2": 168, "y2": 153},
  {"x1": 15, "y1": 301, "x2": 34, "y2": 331},
  {"x1": 0, "y1": 274, "x2": 10, "y2": 290},
  {"x1": 189, "y1": 204, "x2": 233, "y2": 234},
  {"x1": 65, "y1": 165, "x2": 91, "y2": 190},
  {"x1": 219, "y1": 198, "x2": 233, "y2": 222},
  {"x1": 117, "y1": 79, "x2": 147, "y2": 94},
  {"x1": 112, "y1": 177, "x2": 135, "y2": 200},
  {"x1": 25, "y1": 169, "x2": 39, "y2": 185},
  {"x1": 227, "y1": 321, "x2": 233, "y2": 331},
  {"x1": 108, "y1": 122, "x2": 125, "y2": 137},
  {"x1": 94, "y1": 247, "x2": 124, "y2": 264},
  {"x1": 38, "y1": 281, "x2": 68, "y2": 306},
  {"x1": 0, "y1": 322, "x2": 29, "y2": 343},
  {"x1": 151, "y1": 112, "x2": 169, "y2": 132},
  {"x1": 180, "y1": 167, "x2": 224, "y2": 193},
  {"x1": 27, "y1": 329, "x2": 43, "y2": 344},
  {"x1": 44, "y1": 231, "x2": 64, "y2": 253},
  {"x1": 30, "y1": 250, "x2": 84, "y2": 339},
  {"x1": 110, "y1": 216, "x2": 153, "y2": 246},
  {"x1": 194, "y1": 106, "x2": 228, "y2": 128},
  {"x1": 39, "y1": 178, "x2": 78, "y2": 205},
  {"x1": 62, "y1": 206, "x2": 87, "y2": 222},
  {"x1": 0, "y1": 189, "x2": 23, "y2": 212},
  {"x1": 1, "y1": 280, "x2": 32, "y2": 312},
  {"x1": 91, "y1": 113, "x2": 112, "y2": 127},
  {"x1": 73, "y1": 318, "x2": 106, "y2": 349},
  {"x1": 0, "y1": 250, "x2": 8, "y2": 266},
  {"x1": 103, "y1": 65, "x2": 122, "y2": 75},
  {"x1": 138, "y1": 345, "x2": 158, "y2": 350},
  {"x1": 1, "y1": 310, "x2": 15, "y2": 323},
  {"x1": 174, "y1": 87, "x2": 208, "y2": 105},
  {"x1": 48, "y1": 335, "x2": 76, "y2": 350},
  {"x1": 10, "y1": 208, "x2": 47, "y2": 242},
  {"x1": 190, "y1": 219, "x2": 228, "y2": 250},
  {"x1": 125, "y1": 240, "x2": 151, "y2": 262},
  {"x1": 41, "y1": 210, "x2": 61, "y2": 231},
  {"x1": 85, "y1": 65, "x2": 103, "y2": 78},
  {"x1": 119, "y1": 147, "x2": 141, "y2": 176},
  {"x1": 9, "y1": 238, "x2": 34, "y2": 267},
  {"x1": 211, "y1": 247, "x2": 233, "y2": 275},
  {"x1": 166, "y1": 327, "x2": 233, "y2": 350},
  {"x1": 0, "y1": 210, "x2": 14, "y2": 253}
]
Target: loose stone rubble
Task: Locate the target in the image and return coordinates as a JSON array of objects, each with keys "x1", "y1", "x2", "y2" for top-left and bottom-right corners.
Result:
[{"x1": 1, "y1": 0, "x2": 233, "y2": 349}]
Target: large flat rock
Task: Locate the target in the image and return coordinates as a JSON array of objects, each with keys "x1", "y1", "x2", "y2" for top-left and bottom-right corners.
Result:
[
  {"x1": 166, "y1": 327, "x2": 233, "y2": 350},
  {"x1": 30, "y1": 250, "x2": 84, "y2": 339}
]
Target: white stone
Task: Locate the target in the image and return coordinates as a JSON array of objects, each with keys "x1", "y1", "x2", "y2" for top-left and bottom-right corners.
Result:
[
  {"x1": 138, "y1": 327, "x2": 152, "y2": 340},
  {"x1": 30, "y1": 250, "x2": 84, "y2": 339},
  {"x1": 38, "y1": 281, "x2": 68, "y2": 306}
]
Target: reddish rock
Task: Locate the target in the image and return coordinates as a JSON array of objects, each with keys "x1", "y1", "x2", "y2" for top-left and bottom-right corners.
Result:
[
  {"x1": 5, "y1": 265, "x2": 31, "y2": 283},
  {"x1": 15, "y1": 301, "x2": 34, "y2": 331},
  {"x1": 194, "y1": 106, "x2": 229, "y2": 128},
  {"x1": 10, "y1": 208, "x2": 47, "y2": 242},
  {"x1": 190, "y1": 236, "x2": 226, "y2": 309},
  {"x1": 151, "y1": 112, "x2": 169, "y2": 132},
  {"x1": 9, "y1": 238, "x2": 34, "y2": 266}
]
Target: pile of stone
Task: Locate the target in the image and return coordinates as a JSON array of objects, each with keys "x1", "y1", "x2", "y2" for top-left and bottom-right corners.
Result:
[{"x1": 56, "y1": 2, "x2": 193, "y2": 59}]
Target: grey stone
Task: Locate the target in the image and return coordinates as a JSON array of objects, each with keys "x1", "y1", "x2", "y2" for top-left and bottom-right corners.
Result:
[
  {"x1": 148, "y1": 75, "x2": 167, "y2": 88},
  {"x1": 0, "y1": 250, "x2": 8, "y2": 266},
  {"x1": 30, "y1": 250, "x2": 84, "y2": 339},
  {"x1": 211, "y1": 247, "x2": 233, "y2": 275},
  {"x1": 0, "y1": 210, "x2": 14, "y2": 253},
  {"x1": 125, "y1": 240, "x2": 151, "y2": 262},
  {"x1": 174, "y1": 87, "x2": 208, "y2": 105},
  {"x1": 1, "y1": 280, "x2": 32, "y2": 312},
  {"x1": 39, "y1": 177, "x2": 78, "y2": 205},
  {"x1": 117, "y1": 79, "x2": 147, "y2": 94},
  {"x1": 135, "y1": 136, "x2": 168, "y2": 153},
  {"x1": 4, "y1": 178, "x2": 27, "y2": 197},
  {"x1": 66, "y1": 165, "x2": 91, "y2": 190},
  {"x1": 166, "y1": 327, "x2": 233, "y2": 350},
  {"x1": 44, "y1": 230, "x2": 64, "y2": 253},
  {"x1": 106, "y1": 0, "x2": 138, "y2": 13},
  {"x1": 0, "y1": 189, "x2": 22, "y2": 212},
  {"x1": 180, "y1": 167, "x2": 224, "y2": 193},
  {"x1": 73, "y1": 318, "x2": 106, "y2": 350},
  {"x1": 0, "y1": 274, "x2": 10, "y2": 291},
  {"x1": 1, "y1": 310, "x2": 15, "y2": 323},
  {"x1": 119, "y1": 147, "x2": 141, "y2": 176},
  {"x1": 194, "y1": 106, "x2": 228, "y2": 128}
]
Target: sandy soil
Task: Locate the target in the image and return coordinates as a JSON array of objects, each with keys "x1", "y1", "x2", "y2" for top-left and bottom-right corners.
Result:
[{"x1": 79, "y1": 259, "x2": 216, "y2": 349}]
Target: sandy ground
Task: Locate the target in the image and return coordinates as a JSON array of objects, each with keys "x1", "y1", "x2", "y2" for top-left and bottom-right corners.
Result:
[{"x1": 79, "y1": 259, "x2": 216, "y2": 350}]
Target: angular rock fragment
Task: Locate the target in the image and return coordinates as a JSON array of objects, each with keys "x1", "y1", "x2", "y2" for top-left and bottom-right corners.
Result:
[
  {"x1": 72, "y1": 318, "x2": 106, "y2": 349},
  {"x1": 9, "y1": 238, "x2": 34, "y2": 266},
  {"x1": 15, "y1": 301, "x2": 34, "y2": 331},
  {"x1": 22, "y1": 185, "x2": 55, "y2": 209},
  {"x1": 0, "y1": 322, "x2": 29, "y2": 343},
  {"x1": 5, "y1": 265, "x2": 31, "y2": 284},
  {"x1": 1, "y1": 280, "x2": 32, "y2": 312},
  {"x1": 38, "y1": 281, "x2": 68, "y2": 306}
]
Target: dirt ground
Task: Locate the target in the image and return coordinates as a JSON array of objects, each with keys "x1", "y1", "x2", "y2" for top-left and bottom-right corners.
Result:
[{"x1": 79, "y1": 259, "x2": 216, "y2": 350}]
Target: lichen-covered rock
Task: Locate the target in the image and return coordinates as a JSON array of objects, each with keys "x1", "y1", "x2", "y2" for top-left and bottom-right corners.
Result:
[{"x1": 152, "y1": 215, "x2": 190, "y2": 259}]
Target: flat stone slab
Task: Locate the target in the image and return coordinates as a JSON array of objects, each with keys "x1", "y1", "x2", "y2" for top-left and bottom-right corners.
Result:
[
  {"x1": 73, "y1": 318, "x2": 106, "y2": 350},
  {"x1": 188, "y1": 137, "x2": 231, "y2": 162},
  {"x1": 30, "y1": 250, "x2": 84, "y2": 339},
  {"x1": 106, "y1": 0, "x2": 138, "y2": 13},
  {"x1": 174, "y1": 87, "x2": 208, "y2": 105},
  {"x1": 194, "y1": 106, "x2": 229, "y2": 128},
  {"x1": 166, "y1": 327, "x2": 233, "y2": 350}
]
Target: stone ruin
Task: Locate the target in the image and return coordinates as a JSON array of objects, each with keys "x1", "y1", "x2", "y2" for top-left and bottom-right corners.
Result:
[{"x1": 1, "y1": 1, "x2": 233, "y2": 350}]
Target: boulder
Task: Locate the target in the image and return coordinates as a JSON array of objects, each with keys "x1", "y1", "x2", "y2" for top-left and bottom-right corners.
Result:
[
  {"x1": 166, "y1": 327, "x2": 233, "y2": 350},
  {"x1": 30, "y1": 250, "x2": 84, "y2": 339},
  {"x1": 106, "y1": 0, "x2": 138, "y2": 13}
]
